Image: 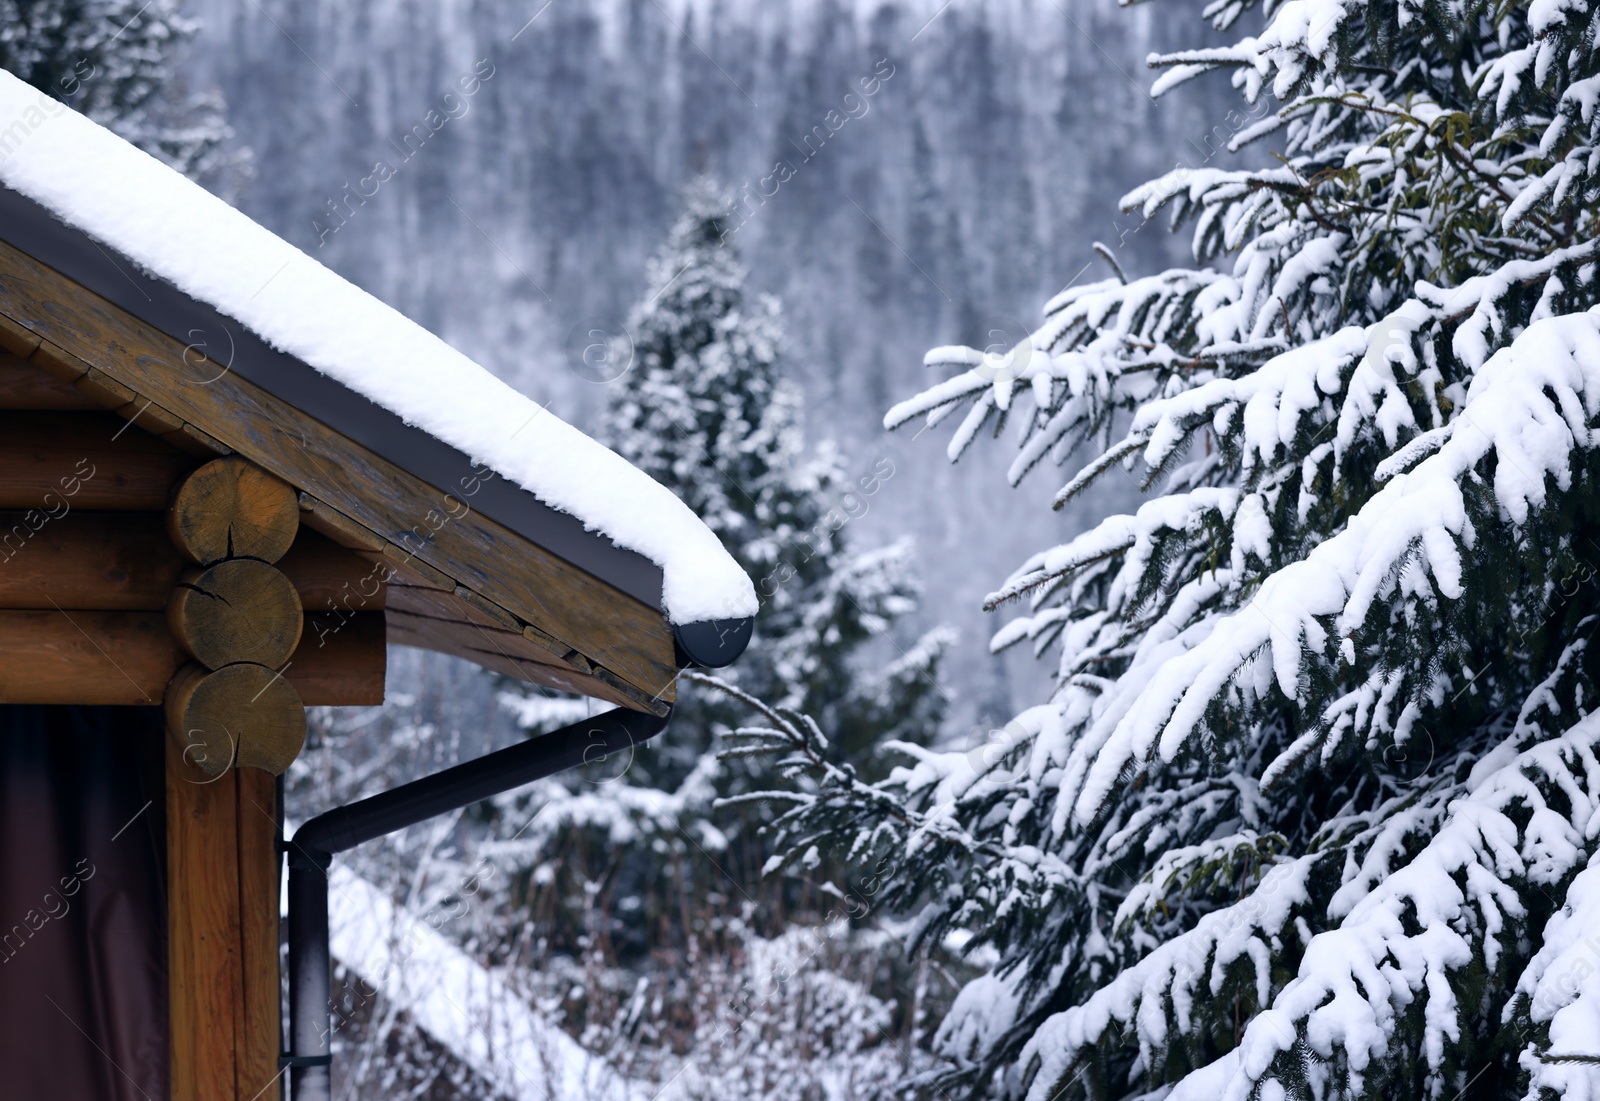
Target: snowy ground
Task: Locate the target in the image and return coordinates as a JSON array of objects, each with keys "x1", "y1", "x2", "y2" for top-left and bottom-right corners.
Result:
[{"x1": 325, "y1": 863, "x2": 644, "y2": 1101}]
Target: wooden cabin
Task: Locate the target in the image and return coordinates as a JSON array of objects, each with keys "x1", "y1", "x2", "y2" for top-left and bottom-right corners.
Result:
[{"x1": 0, "y1": 70, "x2": 755, "y2": 1100}]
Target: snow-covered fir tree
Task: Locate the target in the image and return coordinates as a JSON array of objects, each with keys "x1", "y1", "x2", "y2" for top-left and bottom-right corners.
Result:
[
  {"x1": 0, "y1": 0, "x2": 239, "y2": 181},
  {"x1": 601, "y1": 175, "x2": 951, "y2": 760},
  {"x1": 726, "y1": 1, "x2": 1600, "y2": 1098},
  {"x1": 491, "y1": 178, "x2": 951, "y2": 964}
]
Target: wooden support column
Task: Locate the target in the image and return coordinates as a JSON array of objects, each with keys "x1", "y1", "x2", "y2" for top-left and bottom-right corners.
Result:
[
  {"x1": 237, "y1": 767, "x2": 283, "y2": 1101},
  {"x1": 167, "y1": 740, "x2": 244, "y2": 1101},
  {"x1": 167, "y1": 735, "x2": 283, "y2": 1101}
]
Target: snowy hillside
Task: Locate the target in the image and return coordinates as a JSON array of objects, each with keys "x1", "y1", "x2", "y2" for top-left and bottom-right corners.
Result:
[{"x1": 180, "y1": 0, "x2": 1232, "y2": 729}]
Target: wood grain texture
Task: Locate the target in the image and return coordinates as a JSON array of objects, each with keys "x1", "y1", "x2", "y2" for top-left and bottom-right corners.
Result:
[
  {"x1": 29, "y1": 337, "x2": 87, "y2": 383},
  {"x1": 0, "y1": 512, "x2": 382, "y2": 613},
  {"x1": 167, "y1": 735, "x2": 244, "y2": 1101},
  {"x1": 235, "y1": 767, "x2": 282, "y2": 1101},
  {"x1": 301, "y1": 485, "x2": 663, "y2": 710},
  {"x1": 386, "y1": 605, "x2": 648, "y2": 707},
  {"x1": 0, "y1": 510, "x2": 185, "y2": 608},
  {"x1": 166, "y1": 661, "x2": 307, "y2": 777},
  {"x1": 278, "y1": 527, "x2": 388, "y2": 613},
  {"x1": 0, "y1": 349, "x2": 99, "y2": 408},
  {"x1": 0, "y1": 608, "x2": 379, "y2": 705},
  {"x1": 169, "y1": 457, "x2": 299, "y2": 566},
  {"x1": 0, "y1": 239, "x2": 679, "y2": 704},
  {"x1": 0, "y1": 310, "x2": 40, "y2": 356},
  {"x1": 297, "y1": 492, "x2": 385, "y2": 552},
  {"x1": 295, "y1": 611, "x2": 386, "y2": 705},
  {"x1": 0, "y1": 609, "x2": 179, "y2": 704},
  {"x1": 0, "y1": 410, "x2": 194, "y2": 510},
  {"x1": 167, "y1": 559, "x2": 305, "y2": 669}
]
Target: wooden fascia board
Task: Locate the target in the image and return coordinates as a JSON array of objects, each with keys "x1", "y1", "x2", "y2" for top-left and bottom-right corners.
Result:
[
  {"x1": 0, "y1": 186, "x2": 665, "y2": 610},
  {"x1": 0, "y1": 238, "x2": 676, "y2": 712}
]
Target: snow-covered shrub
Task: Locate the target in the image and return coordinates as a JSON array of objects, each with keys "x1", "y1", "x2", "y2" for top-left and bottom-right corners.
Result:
[{"x1": 510, "y1": 911, "x2": 941, "y2": 1101}]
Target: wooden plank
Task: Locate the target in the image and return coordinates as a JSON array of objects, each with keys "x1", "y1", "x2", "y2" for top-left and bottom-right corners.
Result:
[
  {"x1": 29, "y1": 338, "x2": 88, "y2": 383},
  {"x1": 0, "y1": 608, "x2": 384, "y2": 705},
  {"x1": 295, "y1": 611, "x2": 386, "y2": 705},
  {"x1": 297, "y1": 492, "x2": 385, "y2": 552},
  {"x1": 380, "y1": 539, "x2": 456, "y2": 592},
  {"x1": 0, "y1": 511, "x2": 399, "y2": 613},
  {"x1": 385, "y1": 601, "x2": 568, "y2": 671},
  {"x1": 0, "y1": 350, "x2": 99, "y2": 408},
  {"x1": 0, "y1": 311, "x2": 39, "y2": 356},
  {"x1": 383, "y1": 578, "x2": 672, "y2": 707},
  {"x1": 451, "y1": 583, "x2": 525, "y2": 630},
  {"x1": 386, "y1": 605, "x2": 650, "y2": 709},
  {"x1": 278, "y1": 527, "x2": 388, "y2": 612},
  {"x1": 525, "y1": 622, "x2": 593, "y2": 674},
  {"x1": 0, "y1": 510, "x2": 186, "y2": 609},
  {"x1": 117, "y1": 395, "x2": 187, "y2": 435},
  {"x1": 235, "y1": 768, "x2": 282, "y2": 1101},
  {"x1": 167, "y1": 737, "x2": 244, "y2": 1101},
  {"x1": 389, "y1": 577, "x2": 520, "y2": 631},
  {"x1": 0, "y1": 610, "x2": 179, "y2": 704},
  {"x1": 176, "y1": 422, "x2": 231, "y2": 456},
  {"x1": 0, "y1": 410, "x2": 195, "y2": 510},
  {"x1": 73, "y1": 364, "x2": 137, "y2": 408},
  {"x1": 0, "y1": 239, "x2": 678, "y2": 704}
]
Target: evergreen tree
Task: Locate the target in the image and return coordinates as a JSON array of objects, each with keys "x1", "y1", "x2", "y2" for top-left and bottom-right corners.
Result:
[
  {"x1": 492, "y1": 178, "x2": 951, "y2": 965},
  {"x1": 602, "y1": 176, "x2": 950, "y2": 761},
  {"x1": 725, "y1": 1, "x2": 1600, "y2": 1098},
  {"x1": 0, "y1": 0, "x2": 238, "y2": 181}
]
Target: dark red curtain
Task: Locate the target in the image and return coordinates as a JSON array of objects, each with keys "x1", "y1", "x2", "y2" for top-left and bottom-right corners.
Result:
[{"x1": 0, "y1": 705, "x2": 168, "y2": 1101}]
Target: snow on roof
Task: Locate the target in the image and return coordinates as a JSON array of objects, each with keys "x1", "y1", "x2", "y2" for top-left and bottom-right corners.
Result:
[{"x1": 0, "y1": 70, "x2": 755, "y2": 624}]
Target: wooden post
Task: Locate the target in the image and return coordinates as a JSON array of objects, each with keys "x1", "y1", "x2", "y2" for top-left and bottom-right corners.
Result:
[
  {"x1": 167, "y1": 741, "x2": 244, "y2": 1101},
  {"x1": 167, "y1": 737, "x2": 284, "y2": 1101},
  {"x1": 236, "y1": 767, "x2": 283, "y2": 1101}
]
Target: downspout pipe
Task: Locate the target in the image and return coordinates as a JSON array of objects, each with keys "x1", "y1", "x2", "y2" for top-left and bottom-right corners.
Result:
[{"x1": 284, "y1": 704, "x2": 672, "y2": 1101}]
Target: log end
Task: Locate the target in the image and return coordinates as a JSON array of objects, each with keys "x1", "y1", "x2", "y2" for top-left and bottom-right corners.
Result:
[
  {"x1": 166, "y1": 662, "x2": 307, "y2": 777},
  {"x1": 168, "y1": 456, "x2": 299, "y2": 565},
  {"x1": 167, "y1": 559, "x2": 304, "y2": 669}
]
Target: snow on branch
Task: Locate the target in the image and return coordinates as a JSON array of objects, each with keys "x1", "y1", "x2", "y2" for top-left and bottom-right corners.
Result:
[
  {"x1": 1164, "y1": 713, "x2": 1600, "y2": 1099},
  {"x1": 1073, "y1": 308, "x2": 1600, "y2": 824},
  {"x1": 1025, "y1": 705, "x2": 1600, "y2": 1101}
]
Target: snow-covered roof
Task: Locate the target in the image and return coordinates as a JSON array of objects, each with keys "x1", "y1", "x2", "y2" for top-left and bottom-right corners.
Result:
[{"x1": 0, "y1": 69, "x2": 755, "y2": 625}]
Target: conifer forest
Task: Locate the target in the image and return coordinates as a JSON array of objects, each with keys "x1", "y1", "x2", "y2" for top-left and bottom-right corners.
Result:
[{"x1": 6, "y1": 0, "x2": 1600, "y2": 1097}]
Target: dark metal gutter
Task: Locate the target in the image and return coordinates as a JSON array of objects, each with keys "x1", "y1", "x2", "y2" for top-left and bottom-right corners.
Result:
[{"x1": 283, "y1": 705, "x2": 671, "y2": 1101}]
